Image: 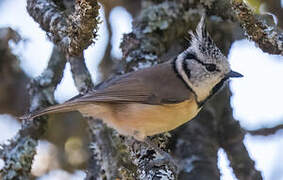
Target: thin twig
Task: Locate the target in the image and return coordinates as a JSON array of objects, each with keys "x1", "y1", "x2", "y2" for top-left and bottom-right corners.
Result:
[{"x1": 247, "y1": 124, "x2": 283, "y2": 136}]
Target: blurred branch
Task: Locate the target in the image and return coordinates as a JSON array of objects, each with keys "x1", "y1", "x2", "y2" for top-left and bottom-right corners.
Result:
[
  {"x1": 231, "y1": 0, "x2": 283, "y2": 55},
  {"x1": 97, "y1": 8, "x2": 115, "y2": 81},
  {"x1": 262, "y1": 0, "x2": 283, "y2": 29},
  {"x1": 28, "y1": 47, "x2": 67, "y2": 111},
  {"x1": 68, "y1": 54, "x2": 94, "y2": 94},
  {"x1": 216, "y1": 87, "x2": 263, "y2": 180},
  {"x1": 0, "y1": 28, "x2": 30, "y2": 115},
  {"x1": 247, "y1": 124, "x2": 283, "y2": 136},
  {"x1": 172, "y1": 106, "x2": 220, "y2": 179},
  {"x1": 97, "y1": 0, "x2": 141, "y2": 80},
  {"x1": 100, "y1": 0, "x2": 141, "y2": 17},
  {"x1": 94, "y1": 0, "x2": 142, "y2": 81},
  {"x1": 0, "y1": 46, "x2": 67, "y2": 179},
  {"x1": 26, "y1": 0, "x2": 100, "y2": 56},
  {"x1": 0, "y1": 27, "x2": 21, "y2": 45}
]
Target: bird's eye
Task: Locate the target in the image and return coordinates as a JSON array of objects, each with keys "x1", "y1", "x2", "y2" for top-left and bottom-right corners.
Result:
[{"x1": 205, "y1": 64, "x2": 217, "y2": 72}]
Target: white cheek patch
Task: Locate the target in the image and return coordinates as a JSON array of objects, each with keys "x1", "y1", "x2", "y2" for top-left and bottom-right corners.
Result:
[
  {"x1": 175, "y1": 53, "x2": 212, "y2": 102},
  {"x1": 176, "y1": 54, "x2": 197, "y2": 90}
]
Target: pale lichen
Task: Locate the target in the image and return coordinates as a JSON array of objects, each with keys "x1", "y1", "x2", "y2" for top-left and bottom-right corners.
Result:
[
  {"x1": 27, "y1": 0, "x2": 100, "y2": 56},
  {"x1": 183, "y1": 155, "x2": 199, "y2": 173},
  {"x1": 1, "y1": 137, "x2": 37, "y2": 180},
  {"x1": 231, "y1": 0, "x2": 283, "y2": 55}
]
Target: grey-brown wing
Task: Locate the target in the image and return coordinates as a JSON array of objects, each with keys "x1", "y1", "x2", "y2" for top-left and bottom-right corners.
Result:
[{"x1": 71, "y1": 61, "x2": 194, "y2": 105}]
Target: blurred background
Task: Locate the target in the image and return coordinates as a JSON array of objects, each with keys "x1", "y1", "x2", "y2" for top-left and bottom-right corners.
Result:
[{"x1": 0, "y1": 0, "x2": 282, "y2": 179}]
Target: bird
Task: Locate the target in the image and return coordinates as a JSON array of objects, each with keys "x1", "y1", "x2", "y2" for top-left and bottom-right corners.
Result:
[{"x1": 23, "y1": 16, "x2": 243, "y2": 142}]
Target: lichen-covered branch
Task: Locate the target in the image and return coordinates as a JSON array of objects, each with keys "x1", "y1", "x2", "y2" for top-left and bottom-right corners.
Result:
[
  {"x1": 231, "y1": 0, "x2": 283, "y2": 55},
  {"x1": 86, "y1": 120, "x2": 119, "y2": 179},
  {"x1": 67, "y1": 53, "x2": 138, "y2": 179},
  {"x1": 120, "y1": 1, "x2": 205, "y2": 72},
  {"x1": 0, "y1": 135, "x2": 38, "y2": 180},
  {"x1": 0, "y1": 46, "x2": 66, "y2": 180},
  {"x1": 68, "y1": 54, "x2": 94, "y2": 94},
  {"x1": 86, "y1": 119, "x2": 138, "y2": 179},
  {"x1": 26, "y1": 0, "x2": 100, "y2": 56},
  {"x1": 29, "y1": 47, "x2": 67, "y2": 111},
  {"x1": 247, "y1": 124, "x2": 283, "y2": 136}
]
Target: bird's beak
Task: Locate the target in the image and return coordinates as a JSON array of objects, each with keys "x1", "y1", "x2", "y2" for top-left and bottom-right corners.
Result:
[{"x1": 226, "y1": 70, "x2": 243, "y2": 78}]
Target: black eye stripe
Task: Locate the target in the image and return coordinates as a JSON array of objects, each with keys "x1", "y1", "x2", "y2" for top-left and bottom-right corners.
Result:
[
  {"x1": 182, "y1": 59, "x2": 191, "y2": 78},
  {"x1": 184, "y1": 52, "x2": 217, "y2": 72},
  {"x1": 184, "y1": 52, "x2": 206, "y2": 66},
  {"x1": 184, "y1": 52, "x2": 197, "y2": 60}
]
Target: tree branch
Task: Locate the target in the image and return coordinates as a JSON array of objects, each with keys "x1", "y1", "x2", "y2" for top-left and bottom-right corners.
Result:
[
  {"x1": 67, "y1": 53, "x2": 132, "y2": 179},
  {"x1": 247, "y1": 124, "x2": 283, "y2": 136},
  {"x1": 231, "y1": 0, "x2": 283, "y2": 55},
  {"x1": 66, "y1": 51, "x2": 138, "y2": 179},
  {"x1": 1, "y1": 0, "x2": 101, "y2": 176},
  {"x1": 0, "y1": 46, "x2": 67, "y2": 179},
  {"x1": 172, "y1": 108, "x2": 221, "y2": 180},
  {"x1": 0, "y1": 28, "x2": 29, "y2": 115},
  {"x1": 26, "y1": 0, "x2": 100, "y2": 56},
  {"x1": 216, "y1": 87, "x2": 263, "y2": 180},
  {"x1": 68, "y1": 54, "x2": 94, "y2": 94},
  {"x1": 120, "y1": 1, "x2": 204, "y2": 72}
]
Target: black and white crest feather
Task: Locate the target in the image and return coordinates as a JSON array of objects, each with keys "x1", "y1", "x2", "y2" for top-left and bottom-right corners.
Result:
[
  {"x1": 189, "y1": 15, "x2": 223, "y2": 60},
  {"x1": 176, "y1": 15, "x2": 231, "y2": 103}
]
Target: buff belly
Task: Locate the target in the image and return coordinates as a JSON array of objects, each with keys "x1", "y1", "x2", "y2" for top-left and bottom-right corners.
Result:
[{"x1": 78, "y1": 99, "x2": 200, "y2": 141}]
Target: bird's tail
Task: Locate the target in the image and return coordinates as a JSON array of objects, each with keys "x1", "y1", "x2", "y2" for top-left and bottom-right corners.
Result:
[{"x1": 20, "y1": 101, "x2": 87, "y2": 120}]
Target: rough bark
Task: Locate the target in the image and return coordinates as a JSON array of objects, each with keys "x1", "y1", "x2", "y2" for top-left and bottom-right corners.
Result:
[
  {"x1": 69, "y1": 54, "x2": 94, "y2": 94},
  {"x1": 26, "y1": 0, "x2": 100, "y2": 56},
  {"x1": 231, "y1": 0, "x2": 283, "y2": 55},
  {"x1": 0, "y1": 46, "x2": 67, "y2": 180}
]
